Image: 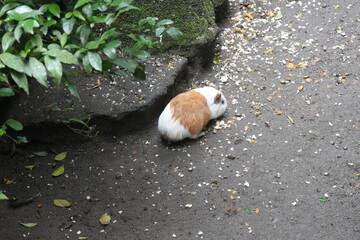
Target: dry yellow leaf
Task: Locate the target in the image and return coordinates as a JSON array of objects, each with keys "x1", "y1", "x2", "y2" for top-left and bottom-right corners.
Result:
[
  {"x1": 263, "y1": 47, "x2": 275, "y2": 55},
  {"x1": 232, "y1": 190, "x2": 238, "y2": 194},
  {"x1": 267, "y1": 96, "x2": 273, "y2": 102},
  {"x1": 3, "y1": 178, "x2": 14, "y2": 184},
  {"x1": 255, "y1": 208, "x2": 260, "y2": 214},
  {"x1": 244, "y1": 12, "x2": 254, "y2": 20},
  {"x1": 274, "y1": 109, "x2": 283, "y2": 115},
  {"x1": 287, "y1": 63, "x2": 297, "y2": 69},
  {"x1": 168, "y1": 63, "x2": 174, "y2": 67},
  {"x1": 244, "y1": 125, "x2": 250, "y2": 130},
  {"x1": 249, "y1": 139, "x2": 257, "y2": 144},
  {"x1": 298, "y1": 86, "x2": 304, "y2": 92},
  {"x1": 229, "y1": 195, "x2": 236, "y2": 200},
  {"x1": 233, "y1": 27, "x2": 246, "y2": 34}
]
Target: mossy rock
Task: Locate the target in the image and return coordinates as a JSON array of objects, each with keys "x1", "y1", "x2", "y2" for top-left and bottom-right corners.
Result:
[{"x1": 115, "y1": 0, "x2": 226, "y2": 58}]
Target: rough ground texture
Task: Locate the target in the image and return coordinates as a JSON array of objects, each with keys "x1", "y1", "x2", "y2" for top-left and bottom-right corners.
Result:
[{"x1": 1, "y1": 0, "x2": 360, "y2": 239}]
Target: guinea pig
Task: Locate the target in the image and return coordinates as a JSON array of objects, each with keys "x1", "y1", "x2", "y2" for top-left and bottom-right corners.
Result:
[{"x1": 158, "y1": 87, "x2": 227, "y2": 141}]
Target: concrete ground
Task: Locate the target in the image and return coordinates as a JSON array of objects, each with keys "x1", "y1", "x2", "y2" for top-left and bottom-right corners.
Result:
[{"x1": 1, "y1": 0, "x2": 359, "y2": 239}]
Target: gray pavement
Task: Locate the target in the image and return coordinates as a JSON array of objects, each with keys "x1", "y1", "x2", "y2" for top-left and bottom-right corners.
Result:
[{"x1": 1, "y1": 0, "x2": 359, "y2": 239}]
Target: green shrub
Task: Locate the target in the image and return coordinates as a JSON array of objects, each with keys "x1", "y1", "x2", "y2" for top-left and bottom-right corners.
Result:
[{"x1": 0, "y1": 0, "x2": 182, "y2": 98}]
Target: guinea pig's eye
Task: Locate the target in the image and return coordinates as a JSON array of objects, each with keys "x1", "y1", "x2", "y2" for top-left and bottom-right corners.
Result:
[{"x1": 221, "y1": 100, "x2": 224, "y2": 104}]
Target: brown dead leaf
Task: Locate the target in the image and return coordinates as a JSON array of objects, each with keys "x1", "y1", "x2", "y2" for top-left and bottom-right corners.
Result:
[
  {"x1": 233, "y1": 17, "x2": 239, "y2": 22},
  {"x1": 274, "y1": 109, "x2": 283, "y2": 115},
  {"x1": 287, "y1": 115, "x2": 295, "y2": 124},
  {"x1": 287, "y1": 63, "x2": 297, "y2": 70},
  {"x1": 263, "y1": 47, "x2": 275, "y2": 55},
  {"x1": 234, "y1": 28, "x2": 246, "y2": 35}
]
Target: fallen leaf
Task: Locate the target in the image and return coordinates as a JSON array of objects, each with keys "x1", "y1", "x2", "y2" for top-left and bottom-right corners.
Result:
[
  {"x1": 233, "y1": 17, "x2": 239, "y2": 22},
  {"x1": 244, "y1": 12, "x2": 254, "y2": 20},
  {"x1": 78, "y1": 237, "x2": 89, "y2": 240},
  {"x1": 19, "y1": 222, "x2": 38, "y2": 228},
  {"x1": 233, "y1": 27, "x2": 246, "y2": 34},
  {"x1": 273, "y1": 11, "x2": 283, "y2": 20},
  {"x1": 318, "y1": 197, "x2": 328, "y2": 202},
  {"x1": 0, "y1": 192, "x2": 9, "y2": 200},
  {"x1": 355, "y1": 185, "x2": 360, "y2": 188},
  {"x1": 249, "y1": 139, "x2": 257, "y2": 144},
  {"x1": 52, "y1": 165, "x2": 64, "y2": 177},
  {"x1": 99, "y1": 213, "x2": 111, "y2": 225},
  {"x1": 33, "y1": 151, "x2": 48, "y2": 157},
  {"x1": 55, "y1": 152, "x2": 67, "y2": 161},
  {"x1": 3, "y1": 178, "x2": 15, "y2": 184},
  {"x1": 287, "y1": 63, "x2": 297, "y2": 70},
  {"x1": 54, "y1": 199, "x2": 71, "y2": 208},
  {"x1": 274, "y1": 109, "x2": 283, "y2": 115},
  {"x1": 297, "y1": 86, "x2": 304, "y2": 92},
  {"x1": 24, "y1": 164, "x2": 37, "y2": 170},
  {"x1": 229, "y1": 195, "x2": 236, "y2": 200},
  {"x1": 287, "y1": 115, "x2": 295, "y2": 124},
  {"x1": 244, "y1": 208, "x2": 252, "y2": 214},
  {"x1": 255, "y1": 208, "x2": 260, "y2": 214},
  {"x1": 267, "y1": 96, "x2": 273, "y2": 102},
  {"x1": 263, "y1": 47, "x2": 275, "y2": 55}
]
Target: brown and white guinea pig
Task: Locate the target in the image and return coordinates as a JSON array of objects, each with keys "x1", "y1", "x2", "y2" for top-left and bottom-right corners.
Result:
[{"x1": 158, "y1": 87, "x2": 227, "y2": 141}]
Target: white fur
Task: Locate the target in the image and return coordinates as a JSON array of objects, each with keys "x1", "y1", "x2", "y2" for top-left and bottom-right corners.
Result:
[{"x1": 158, "y1": 87, "x2": 227, "y2": 141}]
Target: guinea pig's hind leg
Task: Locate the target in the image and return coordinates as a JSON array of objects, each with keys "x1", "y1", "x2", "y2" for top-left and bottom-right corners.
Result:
[{"x1": 189, "y1": 131, "x2": 206, "y2": 139}]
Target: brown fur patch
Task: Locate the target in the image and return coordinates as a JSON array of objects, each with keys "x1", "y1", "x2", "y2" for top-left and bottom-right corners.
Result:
[{"x1": 170, "y1": 90, "x2": 211, "y2": 135}]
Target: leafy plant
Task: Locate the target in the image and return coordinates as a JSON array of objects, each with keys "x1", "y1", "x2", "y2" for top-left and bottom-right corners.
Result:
[
  {"x1": 63, "y1": 117, "x2": 98, "y2": 138},
  {"x1": 0, "y1": 119, "x2": 28, "y2": 143},
  {"x1": 0, "y1": 0, "x2": 182, "y2": 98}
]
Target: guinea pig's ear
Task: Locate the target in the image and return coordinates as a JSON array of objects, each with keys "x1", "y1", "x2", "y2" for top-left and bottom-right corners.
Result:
[{"x1": 214, "y1": 92, "x2": 222, "y2": 104}]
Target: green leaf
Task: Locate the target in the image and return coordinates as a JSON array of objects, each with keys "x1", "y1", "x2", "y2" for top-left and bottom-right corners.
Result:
[
  {"x1": 82, "y1": 54, "x2": 92, "y2": 73},
  {"x1": 44, "y1": 19, "x2": 57, "y2": 27},
  {"x1": 65, "y1": 81, "x2": 80, "y2": 99},
  {"x1": 99, "y1": 213, "x2": 111, "y2": 225},
  {"x1": 0, "y1": 53, "x2": 24, "y2": 72},
  {"x1": 73, "y1": 10, "x2": 85, "y2": 21},
  {"x1": 60, "y1": 33, "x2": 68, "y2": 48},
  {"x1": 62, "y1": 17, "x2": 76, "y2": 34},
  {"x1": 155, "y1": 27, "x2": 165, "y2": 37},
  {"x1": 156, "y1": 19, "x2": 173, "y2": 26},
  {"x1": 78, "y1": 237, "x2": 89, "y2": 240},
  {"x1": 106, "y1": 40, "x2": 121, "y2": 49},
  {"x1": 53, "y1": 199, "x2": 71, "y2": 207},
  {"x1": 65, "y1": 118, "x2": 89, "y2": 128},
  {"x1": 10, "y1": 70, "x2": 29, "y2": 94},
  {"x1": 5, "y1": 119, "x2": 23, "y2": 131},
  {"x1": 19, "y1": 222, "x2": 38, "y2": 228},
  {"x1": 52, "y1": 165, "x2": 64, "y2": 177},
  {"x1": 274, "y1": 11, "x2": 283, "y2": 20},
  {"x1": 55, "y1": 152, "x2": 67, "y2": 161},
  {"x1": 29, "y1": 57, "x2": 48, "y2": 87},
  {"x1": 213, "y1": 56, "x2": 221, "y2": 65},
  {"x1": 57, "y1": 50, "x2": 78, "y2": 64},
  {"x1": 79, "y1": 24, "x2": 90, "y2": 46},
  {"x1": 48, "y1": 4, "x2": 60, "y2": 18},
  {"x1": 17, "y1": 136, "x2": 28, "y2": 144},
  {"x1": 103, "y1": 47, "x2": 116, "y2": 59},
  {"x1": 82, "y1": 4, "x2": 92, "y2": 17},
  {"x1": 111, "y1": 59, "x2": 137, "y2": 73},
  {"x1": 48, "y1": 103, "x2": 62, "y2": 112},
  {"x1": 74, "y1": 0, "x2": 91, "y2": 10},
  {"x1": 133, "y1": 65, "x2": 146, "y2": 80},
  {"x1": 24, "y1": 164, "x2": 37, "y2": 170},
  {"x1": 166, "y1": 27, "x2": 183, "y2": 40},
  {"x1": 0, "y1": 3, "x2": 19, "y2": 18},
  {"x1": 85, "y1": 40, "x2": 101, "y2": 50},
  {"x1": 139, "y1": 17, "x2": 158, "y2": 26},
  {"x1": 33, "y1": 151, "x2": 48, "y2": 157},
  {"x1": 44, "y1": 55, "x2": 62, "y2": 85},
  {"x1": 22, "y1": 19, "x2": 40, "y2": 34},
  {"x1": 0, "y1": 192, "x2": 9, "y2": 200},
  {"x1": 124, "y1": 47, "x2": 150, "y2": 60},
  {"x1": 244, "y1": 208, "x2": 252, "y2": 214},
  {"x1": 0, "y1": 88, "x2": 15, "y2": 97},
  {"x1": 99, "y1": 28, "x2": 117, "y2": 41},
  {"x1": 2, "y1": 32, "x2": 16, "y2": 51},
  {"x1": 87, "y1": 52, "x2": 102, "y2": 71},
  {"x1": 0, "y1": 129, "x2": 6, "y2": 136},
  {"x1": 14, "y1": 25, "x2": 23, "y2": 42}
]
